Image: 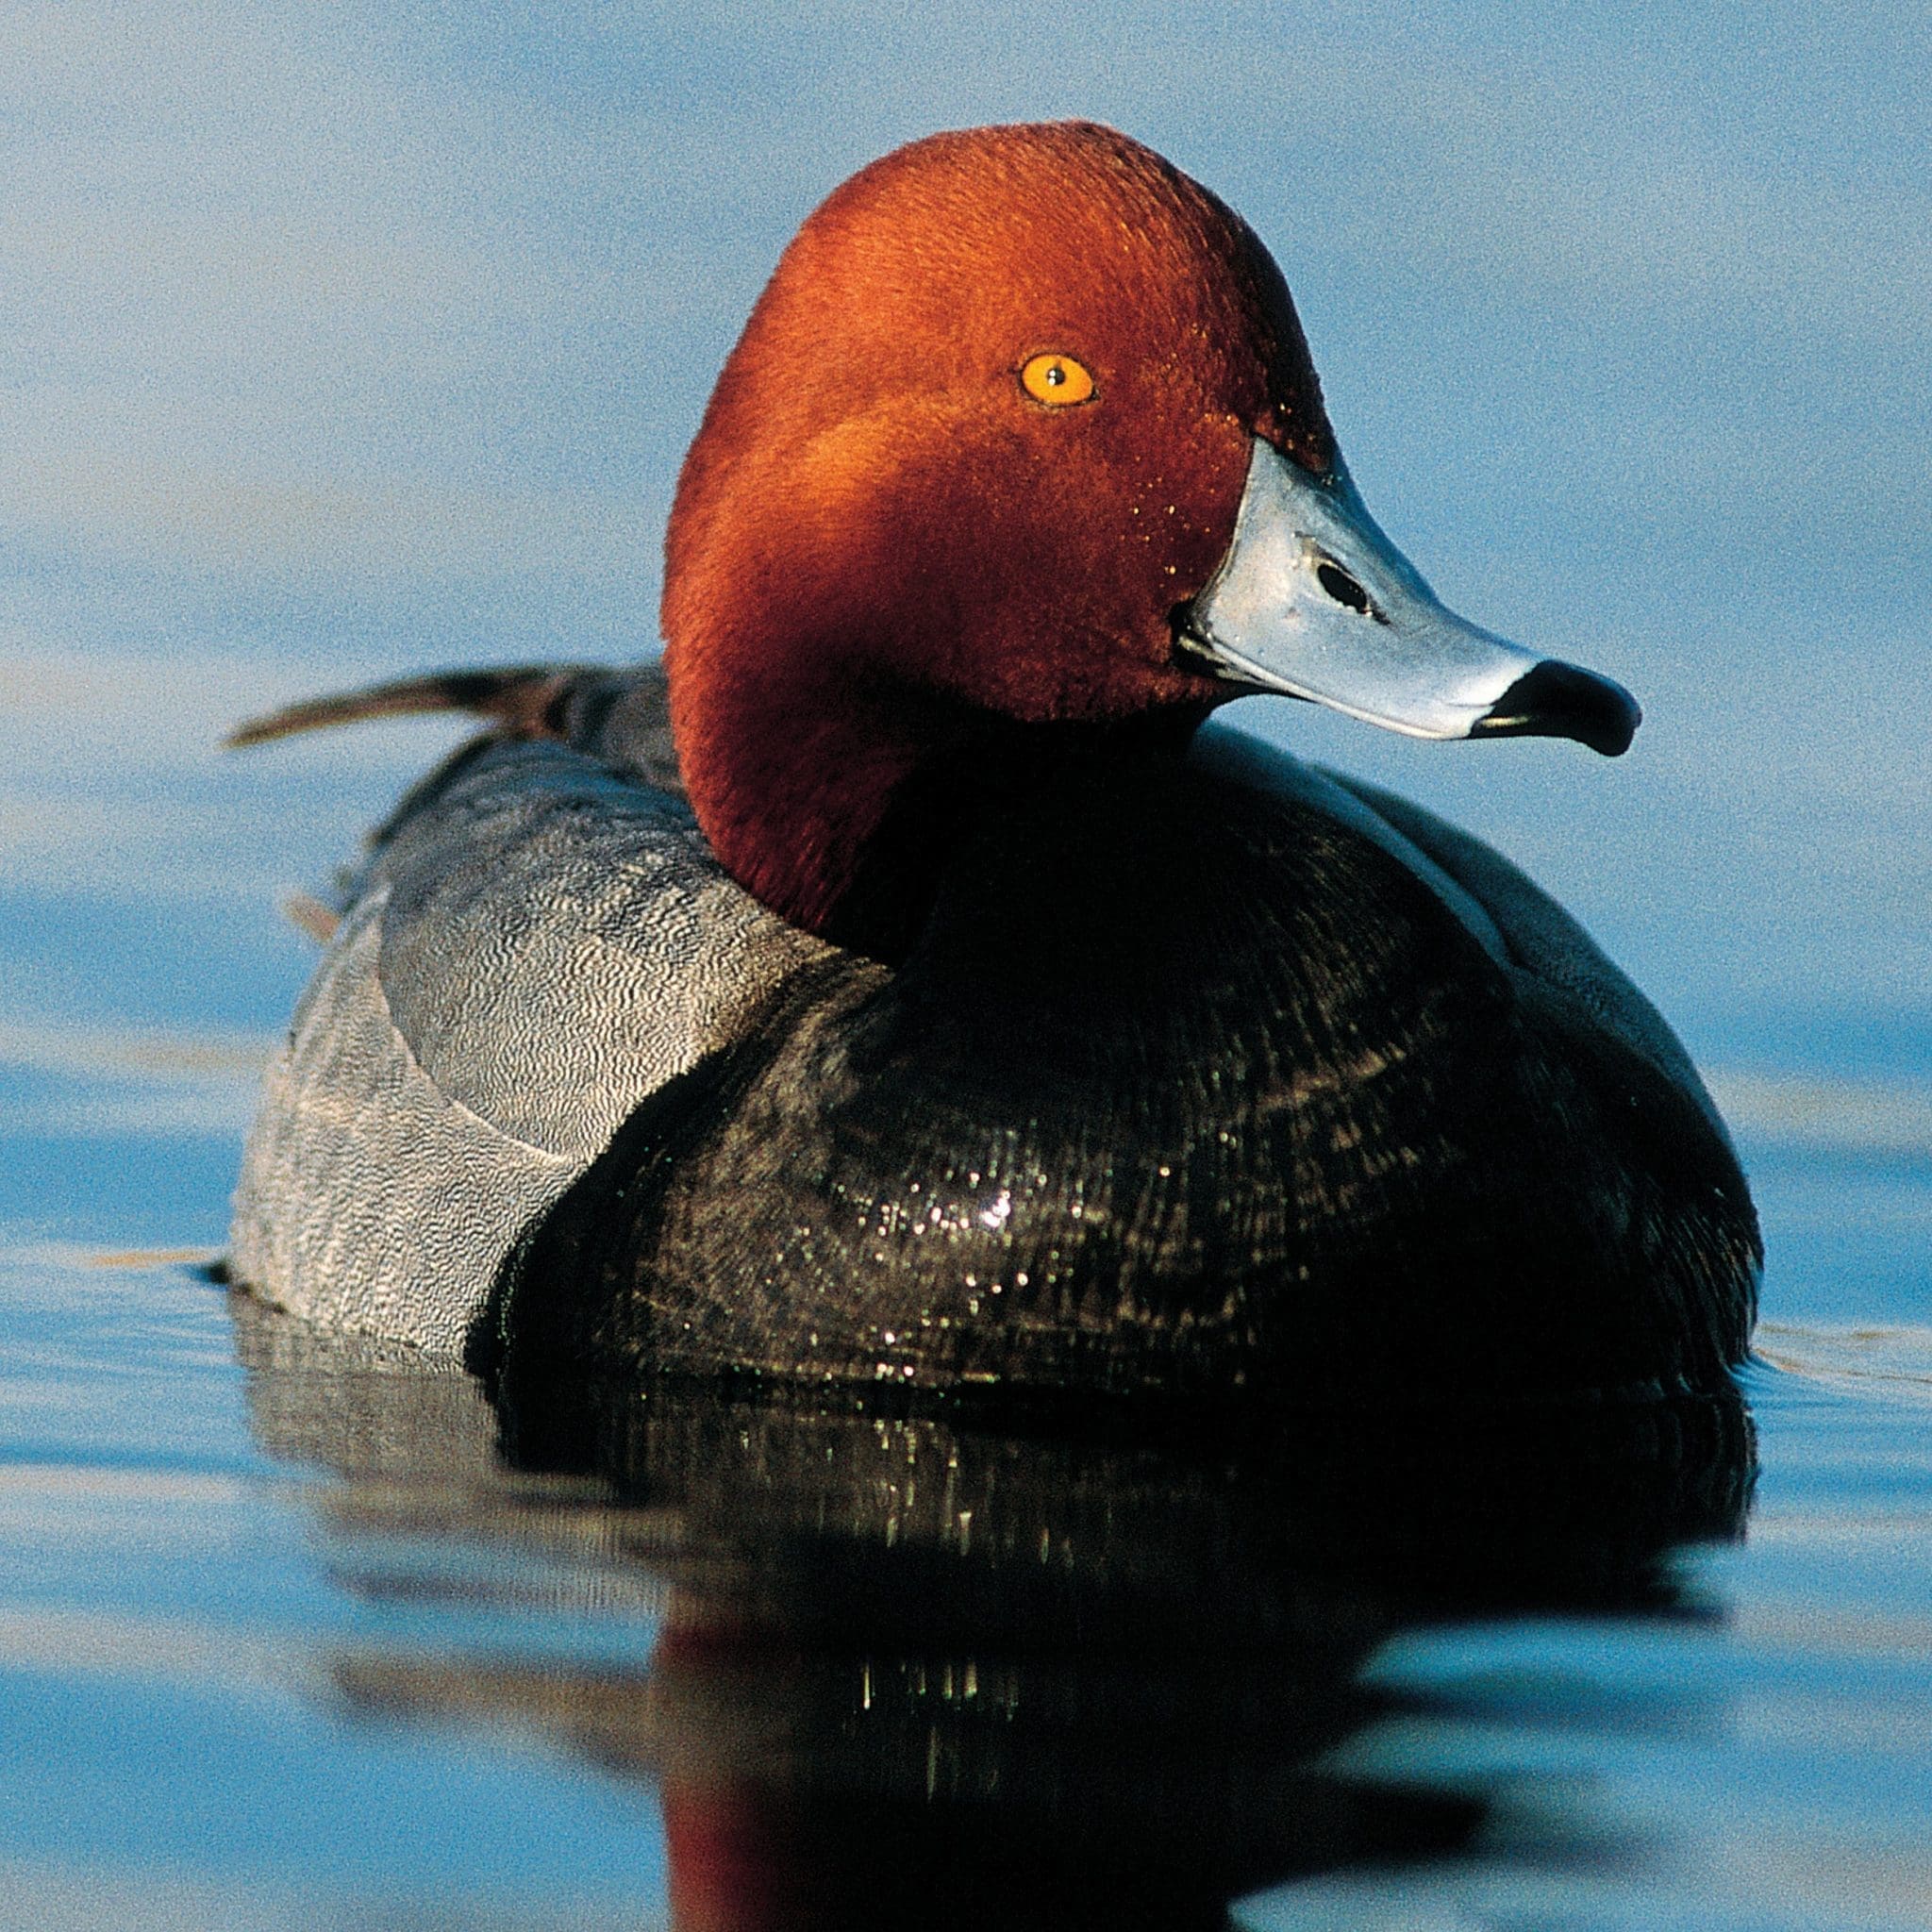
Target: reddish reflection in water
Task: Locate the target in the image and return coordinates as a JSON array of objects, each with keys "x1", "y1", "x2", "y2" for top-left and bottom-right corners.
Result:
[{"x1": 240, "y1": 1297, "x2": 1754, "y2": 1931}]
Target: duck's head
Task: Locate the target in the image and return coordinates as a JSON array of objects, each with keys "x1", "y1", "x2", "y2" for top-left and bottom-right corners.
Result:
[{"x1": 664, "y1": 121, "x2": 1638, "y2": 946}]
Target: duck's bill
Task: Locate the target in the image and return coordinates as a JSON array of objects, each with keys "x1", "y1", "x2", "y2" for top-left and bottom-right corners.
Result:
[{"x1": 1177, "y1": 440, "x2": 1640, "y2": 758}]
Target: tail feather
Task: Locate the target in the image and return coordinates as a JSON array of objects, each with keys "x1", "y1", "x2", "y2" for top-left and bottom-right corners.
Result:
[{"x1": 225, "y1": 666, "x2": 597, "y2": 749}]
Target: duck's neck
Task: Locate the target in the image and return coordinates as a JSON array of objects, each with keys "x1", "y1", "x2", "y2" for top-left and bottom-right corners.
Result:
[
  {"x1": 669, "y1": 651, "x2": 960, "y2": 958},
  {"x1": 671, "y1": 654, "x2": 1208, "y2": 960}
]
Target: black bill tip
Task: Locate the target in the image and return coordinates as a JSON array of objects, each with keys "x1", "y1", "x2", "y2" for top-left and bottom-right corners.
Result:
[{"x1": 1473, "y1": 659, "x2": 1641, "y2": 758}]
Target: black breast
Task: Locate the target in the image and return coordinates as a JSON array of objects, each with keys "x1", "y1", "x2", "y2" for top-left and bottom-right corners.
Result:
[{"x1": 484, "y1": 733, "x2": 1758, "y2": 1415}]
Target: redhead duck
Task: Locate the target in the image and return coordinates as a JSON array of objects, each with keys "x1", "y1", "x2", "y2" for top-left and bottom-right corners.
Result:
[{"x1": 229, "y1": 122, "x2": 1758, "y2": 1407}]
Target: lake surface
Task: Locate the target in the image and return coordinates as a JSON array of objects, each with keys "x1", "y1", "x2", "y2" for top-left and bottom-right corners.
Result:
[{"x1": 5, "y1": 4, "x2": 1930, "y2": 1925}]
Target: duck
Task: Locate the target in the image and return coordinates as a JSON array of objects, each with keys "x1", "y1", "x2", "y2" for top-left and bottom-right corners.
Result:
[{"x1": 227, "y1": 121, "x2": 1759, "y2": 1411}]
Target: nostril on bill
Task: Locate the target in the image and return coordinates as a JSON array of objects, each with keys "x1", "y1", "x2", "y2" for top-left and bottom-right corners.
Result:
[{"x1": 1314, "y1": 559, "x2": 1374, "y2": 618}]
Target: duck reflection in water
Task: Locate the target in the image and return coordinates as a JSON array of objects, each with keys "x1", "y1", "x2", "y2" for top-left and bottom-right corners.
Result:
[{"x1": 231, "y1": 1292, "x2": 1754, "y2": 1932}]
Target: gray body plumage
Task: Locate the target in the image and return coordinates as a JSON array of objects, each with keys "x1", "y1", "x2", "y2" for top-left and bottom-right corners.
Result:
[{"x1": 230, "y1": 694, "x2": 829, "y2": 1355}]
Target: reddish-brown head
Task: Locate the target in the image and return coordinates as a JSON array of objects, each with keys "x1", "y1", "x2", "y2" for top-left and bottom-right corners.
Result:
[{"x1": 662, "y1": 121, "x2": 1337, "y2": 941}]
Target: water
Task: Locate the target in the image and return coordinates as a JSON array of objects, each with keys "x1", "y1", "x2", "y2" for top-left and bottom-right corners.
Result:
[
  {"x1": 5, "y1": 4, "x2": 1930, "y2": 1926},
  {"x1": 1, "y1": 1063, "x2": 1927, "y2": 1929}
]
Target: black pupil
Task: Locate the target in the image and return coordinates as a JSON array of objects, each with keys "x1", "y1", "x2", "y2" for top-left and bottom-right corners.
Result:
[
  {"x1": 1316, "y1": 561, "x2": 1371, "y2": 615},
  {"x1": 1045, "y1": 363, "x2": 1064, "y2": 385}
]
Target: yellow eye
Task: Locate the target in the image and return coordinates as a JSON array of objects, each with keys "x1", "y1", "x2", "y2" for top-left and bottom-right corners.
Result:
[{"x1": 1019, "y1": 352, "x2": 1096, "y2": 408}]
